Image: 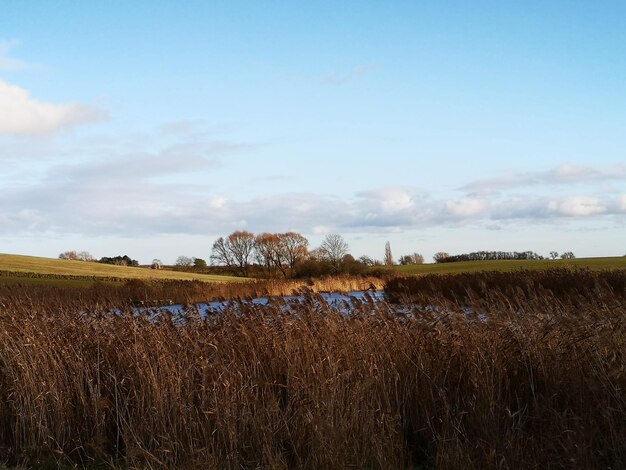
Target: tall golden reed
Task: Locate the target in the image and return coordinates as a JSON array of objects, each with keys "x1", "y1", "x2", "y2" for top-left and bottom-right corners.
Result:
[{"x1": 0, "y1": 269, "x2": 624, "y2": 468}]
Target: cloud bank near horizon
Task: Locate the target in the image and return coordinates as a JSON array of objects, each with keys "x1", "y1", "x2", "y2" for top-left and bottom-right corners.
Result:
[{"x1": 1, "y1": 132, "x2": 624, "y2": 238}]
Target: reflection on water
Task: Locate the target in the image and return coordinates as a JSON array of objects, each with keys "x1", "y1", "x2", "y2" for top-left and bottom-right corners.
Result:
[
  {"x1": 127, "y1": 290, "x2": 485, "y2": 322},
  {"x1": 138, "y1": 290, "x2": 387, "y2": 317}
]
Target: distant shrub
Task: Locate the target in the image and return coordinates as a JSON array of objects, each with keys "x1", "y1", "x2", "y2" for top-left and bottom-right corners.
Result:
[
  {"x1": 175, "y1": 256, "x2": 194, "y2": 267},
  {"x1": 293, "y1": 254, "x2": 368, "y2": 278},
  {"x1": 98, "y1": 255, "x2": 139, "y2": 267},
  {"x1": 59, "y1": 250, "x2": 93, "y2": 261},
  {"x1": 399, "y1": 253, "x2": 424, "y2": 265},
  {"x1": 59, "y1": 251, "x2": 79, "y2": 260}
]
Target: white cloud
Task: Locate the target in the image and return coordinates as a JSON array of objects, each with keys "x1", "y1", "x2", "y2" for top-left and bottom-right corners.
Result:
[
  {"x1": 209, "y1": 196, "x2": 227, "y2": 209},
  {"x1": 1, "y1": 125, "x2": 624, "y2": 240},
  {"x1": 358, "y1": 187, "x2": 418, "y2": 212},
  {"x1": 445, "y1": 198, "x2": 487, "y2": 217},
  {"x1": 313, "y1": 226, "x2": 332, "y2": 235},
  {"x1": 548, "y1": 197, "x2": 607, "y2": 217},
  {"x1": 0, "y1": 80, "x2": 105, "y2": 134},
  {"x1": 2, "y1": 178, "x2": 625, "y2": 238},
  {"x1": 551, "y1": 163, "x2": 598, "y2": 181},
  {"x1": 463, "y1": 163, "x2": 626, "y2": 194}
]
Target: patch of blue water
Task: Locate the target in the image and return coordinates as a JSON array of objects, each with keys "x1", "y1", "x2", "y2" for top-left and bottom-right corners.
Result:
[{"x1": 137, "y1": 290, "x2": 387, "y2": 317}]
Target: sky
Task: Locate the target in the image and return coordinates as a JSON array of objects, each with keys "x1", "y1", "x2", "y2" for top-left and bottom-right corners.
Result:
[{"x1": 1, "y1": 1, "x2": 625, "y2": 264}]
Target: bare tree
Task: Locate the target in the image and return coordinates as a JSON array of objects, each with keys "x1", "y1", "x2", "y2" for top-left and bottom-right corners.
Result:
[
  {"x1": 211, "y1": 237, "x2": 233, "y2": 267},
  {"x1": 384, "y1": 241, "x2": 394, "y2": 266},
  {"x1": 308, "y1": 247, "x2": 327, "y2": 261},
  {"x1": 358, "y1": 255, "x2": 375, "y2": 266},
  {"x1": 175, "y1": 255, "x2": 194, "y2": 267},
  {"x1": 253, "y1": 232, "x2": 308, "y2": 277},
  {"x1": 255, "y1": 233, "x2": 284, "y2": 276},
  {"x1": 433, "y1": 252, "x2": 450, "y2": 263},
  {"x1": 399, "y1": 253, "x2": 424, "y2": 265},
  {"x1": 59, "y1": 250, "x2": 93, "y2": 261},
  {"x1": 228, "y1": 231, "x2": 256, "y2": 275},
  {"x1": 59, "y1": 251, "x2": 79, "y2": 260},
  {"x1": 320, "y1": 234, "x2": 349, "y2": 270},
  {"x1": 549, "y1": 251, "x2": 559, "y2": 260},
  {"x1": 279, "y1": 232, "x2": 308, "y2": 273},
  {"x1": 560, "y1": 251, "x2": 576, "y2": 259},
  {"x1": 78, "y1": 251, "x2": 94, "y2": 262},
  {"x1": 211, "y1": 231, "x2": 256, "y2": 276},
  {"x1": 151, "y1": 259, "x2": 162, "y2": 269}
]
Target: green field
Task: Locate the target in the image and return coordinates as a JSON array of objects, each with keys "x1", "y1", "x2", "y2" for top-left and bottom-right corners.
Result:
[
  {"x1": 378, "y1": 256, "x2": 626, "y2": 276},
  {"x1": 0, "y1": 253, "x2": 244, "y2": 284}
]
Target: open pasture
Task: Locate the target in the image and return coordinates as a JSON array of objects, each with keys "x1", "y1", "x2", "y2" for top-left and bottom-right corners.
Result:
[
  {"x1": 0, "y1": 253, "x2": 243, "y2": 284},
  {"x1": 379, "y1": 255, "x2": 626, "y2": 276}
]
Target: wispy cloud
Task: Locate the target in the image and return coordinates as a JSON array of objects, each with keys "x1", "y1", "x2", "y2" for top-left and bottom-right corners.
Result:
[
  {"x1": 0, "y1": 123, "x2": 256, "y2": 235},
  {"x1": 1, "y1": 112, "x2": 624, "y2": 241},
  {"x1": 462, "y1": 163, "x2": 626, "y2": 194},
  {"x1": 548, "y1": 196, "x2": 607, "y2": 217},
  {"x1": 445, "y1": 198, "x2": 488, "y2": 217},
  {"x1": 0, "y1": 80, "x2": 106, "y2": 134},
  {"x1": 0, "y1": 40, "x2": 32, "y2": 71}
]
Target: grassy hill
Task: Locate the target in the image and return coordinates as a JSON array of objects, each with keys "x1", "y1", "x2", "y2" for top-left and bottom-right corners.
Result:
[
  {"x1": 377, "y1": 256, "x2": 626, "y2": 276},
  {"x1": 0, "y1": 253, "x2": 244, "y2": 284}
]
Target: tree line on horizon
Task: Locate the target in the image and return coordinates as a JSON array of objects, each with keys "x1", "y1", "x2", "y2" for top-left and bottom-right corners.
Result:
[
  {"x1": 58, "y1": 234, "x2": 580, "y2": 278},
  {"x1": 432, "y1": 250, "x2": 576, "y2": 263}
]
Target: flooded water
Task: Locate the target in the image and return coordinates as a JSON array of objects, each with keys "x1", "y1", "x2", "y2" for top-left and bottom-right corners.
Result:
[
  {"x1": 128, "y1": 289, "x2": 484, "y2": 322},
  {"x1": 138, "y1": 290, "x2": 388, "y2": 317}
]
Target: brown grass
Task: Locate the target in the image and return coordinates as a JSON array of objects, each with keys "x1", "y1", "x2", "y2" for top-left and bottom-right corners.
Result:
[
  {"x1": 2, "y1": 275, "x2": 385, "y2": 308},
  {"x1": 0, "y1": 269, "x2": 624, "y2": 468}
]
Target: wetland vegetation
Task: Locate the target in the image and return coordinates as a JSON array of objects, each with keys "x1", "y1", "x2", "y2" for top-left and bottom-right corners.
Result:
[{"x1": 0, "y1": 268, "x2": 624, "y2": 468}]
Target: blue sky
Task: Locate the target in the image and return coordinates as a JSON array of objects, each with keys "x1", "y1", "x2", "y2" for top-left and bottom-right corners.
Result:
[{"x1": 1, "y1": 1, "x2": 625, "y2": 263}]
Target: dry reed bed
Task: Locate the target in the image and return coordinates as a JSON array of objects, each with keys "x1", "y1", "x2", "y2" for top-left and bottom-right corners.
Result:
[
  {"x1": 0, "y1": 275, "x2": 385, "y2": 313},
  {"x1": 104, "y1": 275, "x2": 385, "y2": 306},
  {"x1": 384, "y1": 267, "x2": 626, "y2": 306},
  {"x1": 0, "y1": 270, "x2": 625, "y2": 468}
]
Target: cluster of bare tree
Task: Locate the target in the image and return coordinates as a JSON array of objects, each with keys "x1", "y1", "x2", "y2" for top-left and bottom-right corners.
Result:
[
  {"x1": 209, "y1": 232, "x2": 362, "y2": 277},
  {"x1": 174, "y1": 256, "x2": 208, "y2": 270},
  {"x1": 58, "y1": 251, "x2": 94, "y2": 262},
  {"x1": 58, "y1": 251, "x2": 141, "y2": 266},
  {"x1": 211, "y1": 231, "x2": 309, "y2": 277},
  {"x1": 381, "y1": 241, "x2": 424, "y2": 266},
  {"x1": 398, "y1": 253, "x2": 425, "y2": 265}
]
